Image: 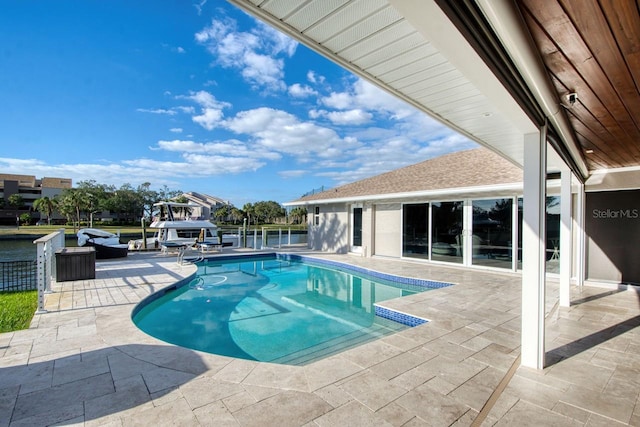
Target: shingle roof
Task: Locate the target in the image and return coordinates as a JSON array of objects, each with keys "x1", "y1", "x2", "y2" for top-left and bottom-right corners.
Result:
[{"x1": 293, "y1": 148, "x2": 522, "y2": 203}]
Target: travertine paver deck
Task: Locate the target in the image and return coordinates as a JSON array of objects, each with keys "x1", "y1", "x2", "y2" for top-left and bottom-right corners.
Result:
[{"x1": 0, "y1": 249, "x2": 639, "y2": 426}]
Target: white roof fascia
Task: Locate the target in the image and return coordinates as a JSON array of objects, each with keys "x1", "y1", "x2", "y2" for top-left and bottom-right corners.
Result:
[{"x1": 283, "y1": 182, "x2": 523, "y2": 206}]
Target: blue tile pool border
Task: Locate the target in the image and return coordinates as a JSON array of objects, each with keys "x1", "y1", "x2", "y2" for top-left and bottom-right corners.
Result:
[
  {"x1": 374, "y1": 305, "x2": 429, "y2": 327},
  {"x1": 277, "y1": 253, "x2": 454, "y2": 290}
]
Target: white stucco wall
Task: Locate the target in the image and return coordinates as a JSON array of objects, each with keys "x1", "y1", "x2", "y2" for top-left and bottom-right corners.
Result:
[
  {"x1": 308, "y1": 203, "x2": 349, "y2": 253},
  {"x1": 373, "y1": 203, "x2": 402, "y2": 257}
]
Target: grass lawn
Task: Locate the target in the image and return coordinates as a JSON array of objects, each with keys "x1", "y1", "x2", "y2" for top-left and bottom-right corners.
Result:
[{"x1": 0, "y1": 291, "x2": 37, "y2": 333}]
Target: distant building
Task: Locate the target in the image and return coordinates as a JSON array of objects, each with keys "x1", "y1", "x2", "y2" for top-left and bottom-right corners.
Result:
[
  {"x1": 0, "y1": 173, "x2": 72, "y2": 225},
  {"x1": 176, "y1": 192, "x2": 230, "y2": 220}
]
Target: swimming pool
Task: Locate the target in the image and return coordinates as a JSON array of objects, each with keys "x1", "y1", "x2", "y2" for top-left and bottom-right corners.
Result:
[{"x1": 132, "y1": 254, "x2": 451, "y2": 365}]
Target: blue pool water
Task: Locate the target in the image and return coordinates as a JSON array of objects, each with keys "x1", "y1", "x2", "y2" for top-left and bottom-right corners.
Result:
[{"x1": 133, "y1": 255, "x2": 448, "y2": 365}]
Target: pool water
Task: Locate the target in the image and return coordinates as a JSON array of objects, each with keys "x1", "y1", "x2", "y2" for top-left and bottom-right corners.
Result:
[{"x1": 133, "y1": 256, "x2": 433, "y2": 365}]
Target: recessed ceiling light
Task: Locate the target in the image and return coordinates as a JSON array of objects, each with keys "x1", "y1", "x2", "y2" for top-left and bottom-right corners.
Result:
[{"x1": 585, "y1": 149, "x2": 594, "y2": 154}]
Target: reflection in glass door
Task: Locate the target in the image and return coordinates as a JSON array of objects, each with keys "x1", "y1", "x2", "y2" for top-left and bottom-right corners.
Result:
[
  {"x1": 402, "y1": 203, "x2": 429, "y2": 259},
  {"x1": 431, "y1": 201, "x2": 464, "y2": 263},
  {"x1": 516, "y1": 196, "x2": 561, "y2": 272},
  {"x1": 472, "y1": 198, "x2": 513, "y2": 269},
  {"x1": 352, "y1": 206, "x2": 363, "y2": 252}
]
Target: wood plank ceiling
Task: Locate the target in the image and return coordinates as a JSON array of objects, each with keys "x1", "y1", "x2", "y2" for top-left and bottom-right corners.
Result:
[{"x1": 518, "y1": 0, "x2": 640, "y2": 171}]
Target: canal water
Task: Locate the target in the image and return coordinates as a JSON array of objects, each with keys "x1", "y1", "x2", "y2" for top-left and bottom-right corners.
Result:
[
  {"x1": 0, "y1": 231, "x2": 307, "y2": 262},
  {"x1": 0, "y1": 238, "x2": 77, "y2": 262}
]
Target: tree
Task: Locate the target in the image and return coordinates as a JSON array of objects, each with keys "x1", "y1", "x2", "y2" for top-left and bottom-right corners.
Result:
[
  {"x1": 58, "y1": 188, "x2": 91, "y2": 231},
  {"x1": 230, "y1": 207, "x2": 244, "y2": 225},
  {"x1": 8, "y1": 194, "x2": 24, "y2": 210},
  {"x1": 137, "y1": 182, "x2": 158, "y2": 220},
  {"x1": 33, "y1": 196, "x2": 57, "y2": 225},
  {"x1": 213, "y1": 205, "x2": 231, "y2": 223},
  {"x1": 19, "y1": 212, "x2": 31, "y2": 225},
  {"x1": 252, "y1": 201, "x2": 286, "y2": 224},
  {"x1": 243, "y1": 203, "x2": 255, "y2": 226},
  {"x1": 289, "y1": 207, "x2": 307, "y2": 224},
  {"x1": 172, "y1": 195, "x2": 193, "y2": 218}
]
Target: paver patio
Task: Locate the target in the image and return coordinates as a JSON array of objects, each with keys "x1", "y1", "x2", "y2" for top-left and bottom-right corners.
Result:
[{"x1": 1, "y1": 249, "x2": 638, "y2": 426}]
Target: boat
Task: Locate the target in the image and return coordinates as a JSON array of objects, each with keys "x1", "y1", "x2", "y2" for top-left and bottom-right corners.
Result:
[
  {"x1": 128, "y1": 202, "x2": 237, "y2": 251},
  {"x1": 77, "y1": 228, "x2": 129, "y2": 259}
]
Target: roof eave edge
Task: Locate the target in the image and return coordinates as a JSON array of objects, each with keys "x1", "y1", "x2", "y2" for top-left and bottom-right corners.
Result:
[{"x1": 283, "y1": 182, "x2": 523, "y2": 206}]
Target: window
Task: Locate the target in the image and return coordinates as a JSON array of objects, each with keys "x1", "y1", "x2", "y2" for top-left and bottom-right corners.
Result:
[{"x1": 314, "y1": 206, "x2": 320, "y2": 225}]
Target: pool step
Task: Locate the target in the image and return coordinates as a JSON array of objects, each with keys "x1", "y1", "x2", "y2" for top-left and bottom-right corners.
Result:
[{"x1": 269, "y1": 317, "x2": 406, "y2": 365}]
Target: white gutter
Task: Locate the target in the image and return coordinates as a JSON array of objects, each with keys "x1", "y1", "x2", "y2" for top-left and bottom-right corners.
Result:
[
  {"x1": 476, "y1": 0, "x2": 589, "y2": 178},
  {"x1": 283, "y1": 182, "x2": 523, "y2": 206}
]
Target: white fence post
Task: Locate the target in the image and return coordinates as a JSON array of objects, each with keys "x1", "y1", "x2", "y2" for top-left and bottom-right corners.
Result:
[{"x1": 33, "y1": 229, "x2": 66, "y2": 314}]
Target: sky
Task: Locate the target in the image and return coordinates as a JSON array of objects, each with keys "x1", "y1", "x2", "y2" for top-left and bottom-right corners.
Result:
[{"x1": 0, "y1": 0, "x2": 477, "y2": 207}]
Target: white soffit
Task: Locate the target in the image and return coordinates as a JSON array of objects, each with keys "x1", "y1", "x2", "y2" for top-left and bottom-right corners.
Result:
[{"x1": 229, "y1": 0, "x2": 539, "y2": 168}]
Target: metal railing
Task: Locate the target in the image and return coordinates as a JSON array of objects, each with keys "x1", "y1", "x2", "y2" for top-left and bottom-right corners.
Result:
[
  {"x1": 33, "y1": 229, "x2": 66, "y2": 313},
  {"x1": 0, "y1": 260, "x2": 37, "y2": 292}
]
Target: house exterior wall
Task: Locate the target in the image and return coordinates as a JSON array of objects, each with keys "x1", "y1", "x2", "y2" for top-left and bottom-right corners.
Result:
[
  {"x1": 308, "y1": 203, "x2": 349, "y2": 253},
  {"x1": 585, "y1": 189, "x2": 640, "y2": 285},
  {"x1": 373, "y1": 203, "x2": 402, "y2": 257}
]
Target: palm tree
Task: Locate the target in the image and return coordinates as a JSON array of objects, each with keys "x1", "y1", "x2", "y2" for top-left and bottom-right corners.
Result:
[
  {"x1": 172, "y1": 195, "x2": 192, "y2": 219},
  {"x1": 33, "y1": 196, "x2": 56, "y2": 225}
]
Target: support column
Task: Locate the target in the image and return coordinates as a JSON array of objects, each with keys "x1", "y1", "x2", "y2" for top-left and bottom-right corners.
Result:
[
  {"x1": 575, "y1": 182, "x2": 586, "y2": 288},
  {"x1": 559, "y1": 169, "x2": 572, "y2": 307},
  {"x1": 521, "y1": 128, "x2": 547, "y2": 369}
]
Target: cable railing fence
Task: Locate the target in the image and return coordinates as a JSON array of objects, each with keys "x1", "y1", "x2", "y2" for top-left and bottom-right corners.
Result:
[{"x1": 0, "y1": 260, "x2": 37, "y2": 292}]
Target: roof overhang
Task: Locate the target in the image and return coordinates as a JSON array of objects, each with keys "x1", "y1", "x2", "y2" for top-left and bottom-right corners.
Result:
[{"x1": 229, "y1": 0, "x2": 588, "y2": 179}]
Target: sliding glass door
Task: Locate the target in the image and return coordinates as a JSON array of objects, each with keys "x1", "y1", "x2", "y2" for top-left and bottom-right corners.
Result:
[
  {"x1": 431, "y1": 201, "x2": 464, "y2": 264},
  {"x1": 402, "y1": 203, "x2": 428, "y2": 259},
  {"x1": 471, "y1": 198, "x2": 513, "y2": 269}
]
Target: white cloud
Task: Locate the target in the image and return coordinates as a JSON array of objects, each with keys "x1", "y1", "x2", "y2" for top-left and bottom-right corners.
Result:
[
  {"x1": 223, "y1": 107, "x2": 361, "y2": 160},
  {"x1": 278, "y1": 170, "x2": 307, "y2": 179},
  {"x1": 195, "y1": 17, "x2": 298, "y2": 92},
  {"x1": 288, "y1": 83, "x2": 317, "y2": 98},
  {"x1": 313, "y1": 133, "x2": 476, "y2": 185},
  {"x1": 193, "y1": 108, "x2": 224, "y2": 130},
  {"x1": 176, "y1": 46, "x2": 185, "y2": 53},
  {"x1": 154, "y1": 139, "x2": 281, "y2": 160},
  {"x1": 177, "y1": 90, "x2": 231, "y2": 130},
  {"x1": 176, "y1": 106, "x2": 195, "y2": 114},
  {"x1": 169, "y1": 128, "x2": 183, "y2": 133},
  {"x1": 136, "y1": 108, "x2": 177, "y2": 115},
  {"x1": 326, "y1": 109, "x2": 372, "y2": 125},
  {"x1": 321, "y1": 92, "x2": 352, "y2": 109},
  {"x1": 308, "y1": 109, "x2": 323, "y2": 119},
  {"x1": 319, "y1": 78, "x2": 414, "y2": 119},
  {"x1": 194, "y1": 0, "x2": 207, "y2": 15},
  {"x1": 307, "y1": 70, "x2": 324, "y2": 84}
]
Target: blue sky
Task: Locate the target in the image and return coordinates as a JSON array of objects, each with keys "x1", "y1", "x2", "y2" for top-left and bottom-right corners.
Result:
[{"x1": 0, "y1": 0, "x2": 476, "y2": 207}]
